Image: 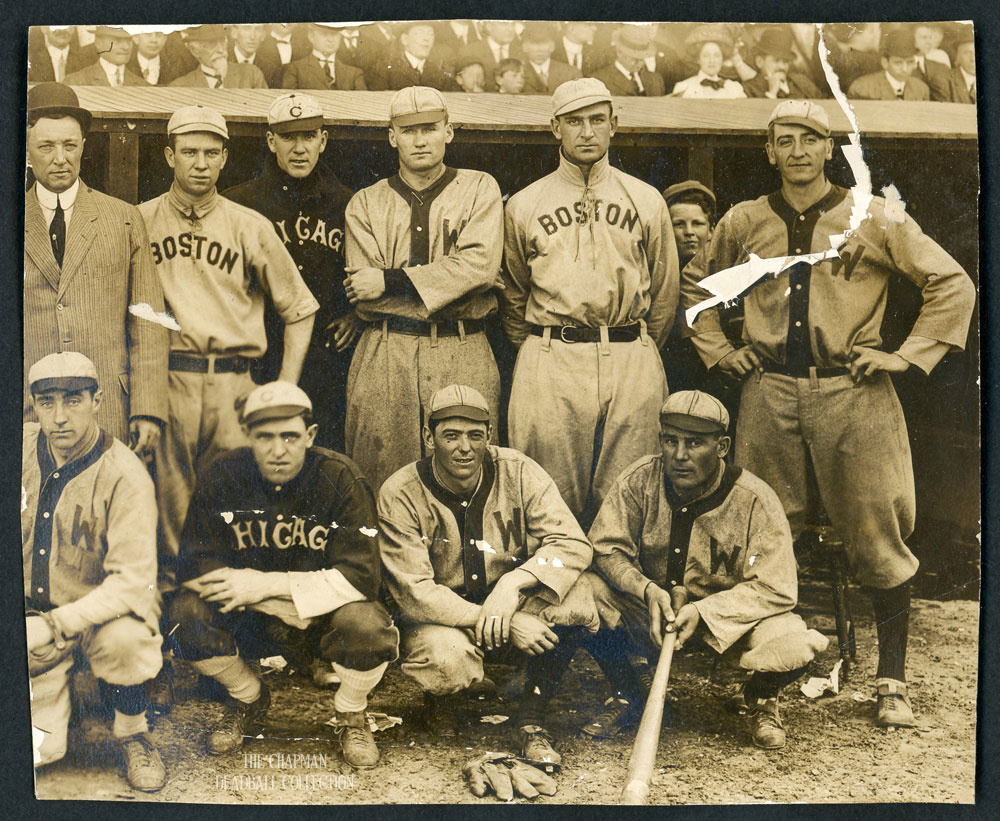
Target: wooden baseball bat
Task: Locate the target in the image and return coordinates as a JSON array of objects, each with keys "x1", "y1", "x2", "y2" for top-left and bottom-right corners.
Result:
[{"x1": 619, "y1": 586, "x2": 688, "y2": 805}]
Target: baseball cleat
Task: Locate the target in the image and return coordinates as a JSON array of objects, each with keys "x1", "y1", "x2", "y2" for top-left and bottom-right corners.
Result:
[
  {"x1": 517, "y1": 724, "x2": 561, "y2": 770},
  {"x1": 207, "y1": 681, "x2": 271, "y2": 755},
  {"x1": 119, "y1": 732, "x2": 167, "y2": 792},
  {"x1": 747, "y1": 697, "x2": 785, "y2": 749},
  {"x1": 581, "y1": 697, "x2": 642, "y2": 739},
  {"x1": 875, "y1": 678, "x2": 916, "y2": 727},
  {"x1": 328, "y1": 710, "x2": 380, "y2": 768}
]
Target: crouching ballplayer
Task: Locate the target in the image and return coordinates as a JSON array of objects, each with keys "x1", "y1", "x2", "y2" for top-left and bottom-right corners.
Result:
[
  {"x1": 583, "y1": 390, "x2": 828, "y2": 749},
  {"x1": 168, "y1": 382, "x2": 398, "y2": 768},
  {"x1": 378, "y1": 385, "x2": 598, "y2": 783},
  {"x1": 23, "y1": 353, "x2": 166, "y2": 791}
]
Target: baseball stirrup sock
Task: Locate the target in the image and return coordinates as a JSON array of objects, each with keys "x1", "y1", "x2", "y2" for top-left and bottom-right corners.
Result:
[
  {"x1": 580, "y1": 629, "x2": 644, "y2": 704},
  {"x1": 869, "y1": 582, "x2": 911, "y2": 682},
  {"x1": 113, "y1": 709, "x2": 150, "y2": 739},
  {"x1": 193, "y1": 654, "x2": 262, "y2": 703},
  {"x1": 744, "y1": 666, "x2": 809, "y2": 702},
  {"x1": 519, "y1": 626, "x2": 588, "y2": 722},
  {"x1": 332, "y1": 662, "x2": 388, "y2": 714}
]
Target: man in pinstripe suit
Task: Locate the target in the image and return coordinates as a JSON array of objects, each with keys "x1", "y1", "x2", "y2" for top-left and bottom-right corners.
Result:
[{"x1": 23, "y1": 83, "x2": 169, "y2": 455}]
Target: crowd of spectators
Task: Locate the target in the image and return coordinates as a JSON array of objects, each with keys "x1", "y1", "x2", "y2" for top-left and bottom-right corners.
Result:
[{"x1": 29, "y1": 20, "x2": 976, "y2": 103}]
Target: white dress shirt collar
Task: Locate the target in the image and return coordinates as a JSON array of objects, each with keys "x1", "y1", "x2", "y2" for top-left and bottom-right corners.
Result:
[
  {"x1": 404, "y1": 51, "x2": 426, "y2": 73},
  {"x1": 960, "y1": 66, "x2": 975, "y2": 91},
  {"x1": 36, "y1": 178, "x2": 80, "y2": 227},
  {"x1": 562, "y1": 37, "x2": 582, "y2": 68},
  {"x1": 885, "y1": 71, "x2": 906, "y2": 96},
  {"x1": 136, "y1": 52, "x2": 160, "y2": 83},
  {"x1": 99, "y1": 57, "x2": 124, "y2": 86},
  {"x1": 233, "y1": 46, "x2": 255, "y2": 64},
  {"x1": 313, "y1": 49, "x2": 336, "y2": 65},
  {"x1": 450, "y1": 21, "x2": 469, "y2": 41},
  {"x1": 530, "y1": 58, "x2": 551, "y2": 76},
  {"x1": 46, "y1": 43, "x2": 70, "y2": 81},
  {"x1": 487, "y1": 37, "x2": 508, "y2": 62}
]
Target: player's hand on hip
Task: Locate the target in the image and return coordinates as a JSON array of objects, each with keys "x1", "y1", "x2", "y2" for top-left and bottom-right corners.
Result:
[
  {"x1": 509, "y1": 611, "x2": 559, "y2": 656},
  {"x1": 129, "y1": 418, "x2": 161, "y2": 460},
  {"x1": 672, "y1": 603, "x2": 700, "y2": 650},
  {"x1": 644, "y1": 583, "x2": 675, "y2": 649},
  {"x1": 25, "y1": 615, "x2": 55, "y2": 653},
  {"x1": 343, "y1": 267, "x2": 386, "y2": 303},
  {"x1": 849, "y1": 347, "x2": 910, "y2": 382},
  {"x1": 326, "y1": 311, "x2": 364, "y2": 351},
  {"x1": 716, "y1": 346, "x2": 762, "y2": 379}
]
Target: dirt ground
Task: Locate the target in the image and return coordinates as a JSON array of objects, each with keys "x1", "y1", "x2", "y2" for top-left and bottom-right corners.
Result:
[{"x1": 33, "y1": 572, "x2": 979, "y2": 806}]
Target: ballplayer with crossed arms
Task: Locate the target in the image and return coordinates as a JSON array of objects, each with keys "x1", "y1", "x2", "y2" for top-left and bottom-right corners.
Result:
[{"x1": 681, "y1": 100, "x2": 975, "y2": 727}]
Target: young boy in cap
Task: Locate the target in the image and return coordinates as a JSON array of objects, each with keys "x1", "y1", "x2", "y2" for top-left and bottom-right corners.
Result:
[
  {"x1": 378, "y1": 384, "x2": 596, "y2": 769},
  {"x1": 281, "y1": 23, "x2": 367, "y2": 90},
  {"x1": 171, "y1": 24, "x2": 267, "y2": 88},
  {"x1": 582, "y1": 390, "x2": 828, "y2": 748},
  {"x1": 343, "y1": 87, "x2": 503, "y2": 492},
  {"x1": 224, "y1": 93, "x2": 359, "y2": 457},
  {"x1": 23, "y1": 352, "x2": 166, "y2": 791},
  {"x1": 138, "y1": 104, "x2": 317, "y2": 591},
  {"x1": 64, "y1": 26, "x2": 146, "y2": 86},
  {"x1": 681, "y1": 100, "x2": 975, "y2": 727},
  {"x1": 501, "y1": 78, "x2": 677, "y2": 527},
  {"x1": 169, "y1": 381, "x2": 398, "y2": 767},
  {"x1": 847, "y1": 28, "x2": 930, "y2": 100}
]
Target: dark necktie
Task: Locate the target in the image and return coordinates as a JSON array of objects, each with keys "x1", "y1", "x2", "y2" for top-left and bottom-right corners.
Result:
[
  {"x1": 204, "y1": 70, "x2": 222, "y2": 88},
  {"x1": 632, "y1": 73, "x2": 643, "y2": 94},
  {"x1": 50, "y1": 200, "x2": 65, "y2": 267},
  {"x1": 322, "y1": 59, "x2": 334, "y2": 86},
  {"x1": 701, "y1": 77, "x2": 724, "y2": 90}
]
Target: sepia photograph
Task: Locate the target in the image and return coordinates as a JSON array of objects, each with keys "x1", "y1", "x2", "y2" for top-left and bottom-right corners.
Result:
[{"x1": 20, "y1": 16, "x2": 980, "y2": 805}]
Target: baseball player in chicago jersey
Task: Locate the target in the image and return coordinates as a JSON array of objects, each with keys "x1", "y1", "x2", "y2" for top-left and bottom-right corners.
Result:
[
  {"x1": 343, "y1": 86, "x2": 503, "y2": 492},
  {"x1": 22, "y1": 353, "x2": 166, "y2": 792},
  {"x1": 681, "y1": 100, "x2": 976, "y2": 727},
  {"x1": 582, "y1": 390, "x2": 828, "y2": 748},
  {"x1": 224, "y1": 92, "x2": 361, "y2": 453},
  {"x1": 501, "y1": 78, "x2": 678, "y2": 526},
  {"x1": 378, "y1": 384, "x2": 598, "y2": 776},
  {"x1": 137, "y1": 104, "x2": 318, "y2": 587},
  {"x1": 168, "y1": 382, "x2": 398, "y2": 767}
]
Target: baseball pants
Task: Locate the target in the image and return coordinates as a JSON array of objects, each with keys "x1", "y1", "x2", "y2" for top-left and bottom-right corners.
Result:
[
  {"x1": 28, "y1": 616, "x2": 162, "y2": 766},
  {"x1": 508, "y1": 330, "x2": 668, "y2": 523},
  {"x1": 155, "y1": 368, "x2": 255, "y2": 590},
  {"x1": 169, "y1": 591, "x2": 399, "y2": 672},
  {"x1": 736, "y1": 370, "x2": 918, "y2": 589},
  {"x1": 345, "y1": 323, "x2": 501, "y2": 491},
  {"x1": 587, "y1": 571, "x2": 826, "y2": 673}
]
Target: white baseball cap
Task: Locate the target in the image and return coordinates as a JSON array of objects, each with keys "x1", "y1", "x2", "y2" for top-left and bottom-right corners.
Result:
[
  {"x1": 167, "y1": 104, "x2": 229, "y2": 139},
  {"x1": 268, "y1": 92, "x2": 325, "y2": 134},
  {"x1": 28, "y1": 352, "x2": 99, "y2": 393},
  {"x1": 551, "y1": 77, "x2": 613, "y2": 118},
  {"x1": 768, "y1": 99, "x2": 831, "y2": 138},
  {"x1": 660, "y1": 390, "x2": 730, "y2": 433},
  {"x1": 239, "y1": 381, "x2": 313, "y2": 426}
]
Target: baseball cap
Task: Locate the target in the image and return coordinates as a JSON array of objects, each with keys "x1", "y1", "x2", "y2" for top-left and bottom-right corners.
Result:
[
  {"x1": 239, "y1": 381, "x2": 313, "y2": 426},
  {"x1": 428, "y1": 384, "x2": 490, "y2": 423},
  {"x1": 268, "y1": 92, "x2": 325, "y2": 134},
  {"x1": 768, "y1": 99, "x2": 831, "y2": 138},
  {"x1": 167, "y1": 104, "x2": 229, "y2": 139},
  {"x1": 660, "y1": 390, "x2": 729, "y2": 434},
  {"x1": 552, "y1": 77, "x2": 613, "y2": 118},
  {"x1": 663, "y1": 180, "x2": 716, "y2": 207},
  {"x1": 184, "y1": 24, "x2": 227, "y2": 42},
  {"x1": 617, "y1": 25, "x2": 653, "y2": 54},
  {"x1": 390, "y1": 86, "x2": 447, "y2": 127},
  {"x1": 28, "y1": 352, "x2": 99, "y2": 394},
  {"x1": 882, "y1": 28, "x2": 918, "y2": 58}
]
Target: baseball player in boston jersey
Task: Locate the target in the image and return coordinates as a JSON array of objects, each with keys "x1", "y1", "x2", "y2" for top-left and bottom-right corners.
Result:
[
  {"x1": 137, "y1": 105, "x2": 318, "y2": 587},
  {"x1": 501, "y1": 78, "x2": 678, "y2": 527},
  {"x1": 681, "y1": 100, "x2": 975, "y2": 727},
  {"x1": 343, "y1": 86, "x2": 503, "y2": 492},
  {"x1": 168, "y1": 381, "x2": 398, "y2": 767},
  {"x1": 378, "y1": 385, "x2": 598, "y2": 784},
  {"x1": 582, "y1": 391, "x2": 828, "y2": 748},
  {"x1": 22, "y1": 353, "x2": 166, "y2": 791},
  {"x1": 224, "y1": 92, "x2": 361, "y2": 453}
]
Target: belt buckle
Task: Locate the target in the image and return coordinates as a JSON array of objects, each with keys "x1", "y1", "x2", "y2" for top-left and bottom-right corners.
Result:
[{"x1": 559, "y1": 325, "x2": 574, "y2": 343}]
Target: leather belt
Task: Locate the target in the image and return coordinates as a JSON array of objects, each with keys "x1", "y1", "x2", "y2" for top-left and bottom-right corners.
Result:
[
  {"x1": 169, "y1": 353, "x2": 252, "y2": 374},
  {"x1": 529, "y1": 323, "x2": 642, "y2": 343},
  {"x1": 760, "y1": 359, "x2": 850, "y2": 379},
  {"x1": 382, "y1": 317, "x2": 486, "y2": 337}
]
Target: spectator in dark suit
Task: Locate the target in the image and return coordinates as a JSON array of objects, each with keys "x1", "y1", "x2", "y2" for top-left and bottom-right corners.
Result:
[
  {"x1": 742, "y1": 27, "x2": 823, "y2": 99},
  {"x1": 590, "y1": 25, "x2": 666, "y2": 97},
  {"x1": 434, "y1": 19, "x2": 481, "y2": 61},
  {"x1": 825, "y1": 23, "x2": 882, "y2": 93},
  {"x1": 282, "y1": 23, "x2": 367, "y2": 90},
  {"x1": 945, "y1": 30, "x2": 976, "y2": 104},
  {"x1": 28, "y1": 26, "x2": 97, "y2": 83},
  {"x1": 170, "y1": 24, "x2": 267, "y2": 88},
  {"x1": 227, "y1": 24, "x2": 281, "y2": 87},
  {"x1": 520, "y1": 22, "x2": 581, "y2": 94},
  {"x1": 129, "y1": 31, "x2": 184, "y2": 86},
  {"x1": 354, "y1": 23, "x2": 395, "y2": 77},
  {"x1": 552, "y1": 22, "x2": 604, "y2": 75},
  {"x1": 65, "y1": 26, "x2": 146, "y2": 87},
  {"x1": 848, "y1": 28, "x2": 930, "y2": 101},
  {"x1": 906, "y1": 24, "x2": 952, "y2": 101},
  {"x1": 337, "y1": 27, "x2": 362, "y2": 69},
  {"x1": 369, "y1": 22, "x2": 449, "y2": 91},
  {"x1": 457, "y1": 21, "x2": 522, "y2": 78},
  {"x1": 262, "y1": 23, "x2": 310, "y2": 69}
]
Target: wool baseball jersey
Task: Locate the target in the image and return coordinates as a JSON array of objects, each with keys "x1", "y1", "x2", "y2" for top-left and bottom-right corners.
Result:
[
  {"x1": 21, "y1": 424, "x2": 159, "y2": 637},
  {"x1": 137, "y1": 184, "x2": 319, "y2": 357},
  {"x1": 178, "y1": 446, "x2": 380, "y2": 624},
  {"x1": 378, "y1": 446, "x2": 593, "y2": 627},
  {"x1": 501, "y1": 151, "x2": 679, "y2": 347},
  {"x1": 589, "y1": 456, "x2": 797, "y2": 653},
  {"x1": 345, "y1": 167, "x2": 503, "y2": 321},
  {"x1": 681, "y1": 185, "x2": 976, "y2": 373}
]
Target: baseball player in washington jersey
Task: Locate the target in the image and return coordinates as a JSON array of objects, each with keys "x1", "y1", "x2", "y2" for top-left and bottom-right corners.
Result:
[
  {"x1": 343, "y1": 86, "x2": 503, "y2": 492},
  {"x1": 137, "y1": 104, "x2": 318, "y2": 589},
  {"x1": 168, "y1": 382, "x2": 398, "y2": 768},
  {"x1": 378, "y1": 384, "x2": 598, "y2": 779},
  {"x1": 681, "y1": 100, "x2": 975, "y2": 727},
  {"x1": 22, "y1": 353, "x2": 166, "y2": 792},
  {"x1": 501, "y1": 78, "x2": 678, "y2": 527},
  {"x1": 582, "y1": 390, "x2": 828, "y2": 748},
  {"x1": 224, "y1": 92, "x2": 361, "y2": 453}
]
